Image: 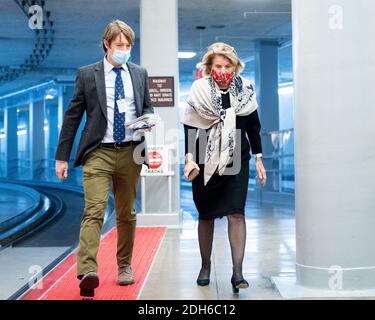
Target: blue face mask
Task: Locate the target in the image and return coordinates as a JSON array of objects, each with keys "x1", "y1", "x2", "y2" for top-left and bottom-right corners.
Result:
[{"x1": 112, "y1": 49, "x2": 131, "y2": 65}]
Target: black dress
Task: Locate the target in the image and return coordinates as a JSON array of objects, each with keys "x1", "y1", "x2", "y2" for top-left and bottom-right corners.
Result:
[{"x1": 184, "y1": 92, "x2": 262, "y2": 220}]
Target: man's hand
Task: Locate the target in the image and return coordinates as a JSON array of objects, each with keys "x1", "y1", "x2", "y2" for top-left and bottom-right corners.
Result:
[
  {"x1": 255, "y1": 157, "x2": 267, "y2": 187},
  {"x1": 136, "y1": 127, "x2": 152, "y2": 133},
  {"x1": 56, "y1": 160, "x2": 68, "y2": 180}
]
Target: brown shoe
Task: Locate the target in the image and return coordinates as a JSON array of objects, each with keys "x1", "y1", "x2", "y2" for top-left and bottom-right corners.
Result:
[
  {"x1": 79, "y1": 272, "x2": 99, "y2": 297},
  {"x1": 118, "y1": 265, "x2": 134, "y2": 286}
]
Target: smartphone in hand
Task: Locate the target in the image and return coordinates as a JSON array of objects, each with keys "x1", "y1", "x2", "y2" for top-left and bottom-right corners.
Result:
[{"x1": 134, "y1": 124, "x2": 155, "y2": 131}]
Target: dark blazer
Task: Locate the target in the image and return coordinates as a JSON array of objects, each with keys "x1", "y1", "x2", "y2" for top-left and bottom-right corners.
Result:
[{"x1": 55, "y1": 60, "x2": 154, "y2": 167}]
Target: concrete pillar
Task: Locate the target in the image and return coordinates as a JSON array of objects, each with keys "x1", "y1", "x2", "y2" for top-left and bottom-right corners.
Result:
[
  {"x1": 47, "y1": 100, "x2": 59, "y2": 161},
  {"x1": 29, "y1": 97, "x2": 45, "y2": 180},
  {"x1": 132, "y1": 37, "x2": 141, "y2": 65},
  {"x1": 293, "y1": 0, "x2": 375, "y2": 290},
  {"x1": 139, "y1": 0, "x2": 180, "y2": 226},
  {"x1": 254, "y1": 39, "x2": 280, "y2": 191},
  {"x1": 58, "y1": 84, "x2": 74, "y2": 139},
  {"x1": 4, "y1": 106, "x2": 18, "y2": 178},
  {"x1": 45, "y1": 99, "x2": 58, "y2": 180}
]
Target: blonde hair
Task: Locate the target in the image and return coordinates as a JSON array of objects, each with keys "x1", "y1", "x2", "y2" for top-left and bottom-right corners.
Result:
[
  {"x1": 197, "y1": 42, "x2": 245, "y2": 75},
  {"x1": 102, "y1": 20, "x2": 135, "y2": 52}
]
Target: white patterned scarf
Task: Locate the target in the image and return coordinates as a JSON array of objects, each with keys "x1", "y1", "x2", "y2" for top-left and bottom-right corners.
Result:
[{"x1": 182, "y1": 75, "x2": 258, "y2": 185}]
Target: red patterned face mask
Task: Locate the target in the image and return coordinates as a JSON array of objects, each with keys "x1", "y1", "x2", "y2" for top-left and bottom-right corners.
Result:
[{"x1": 211, "y1": 69, "x2": 235, "y2": 86}]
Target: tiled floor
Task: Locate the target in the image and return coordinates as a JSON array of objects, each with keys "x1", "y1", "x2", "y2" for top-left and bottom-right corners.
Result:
[
  {"x1": 0, "y1": 178, "x2": 297, "y2": 300},
  {"x1": 139, "y1": 201, "x2": 296, "y2": 300},
  {"x1": 0, "y1": 246, "x2": 70, "y2": 300}
]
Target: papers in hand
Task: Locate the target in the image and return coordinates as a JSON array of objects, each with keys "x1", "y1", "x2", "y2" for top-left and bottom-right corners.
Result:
[{"x1": 126, "y1": 113, "x2": 160, "y2": 130}]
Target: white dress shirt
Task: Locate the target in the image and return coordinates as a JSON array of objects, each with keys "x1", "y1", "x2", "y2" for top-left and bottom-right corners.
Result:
[{"x1": 102, "y1": 56, "x2": 142, "y2": 143}]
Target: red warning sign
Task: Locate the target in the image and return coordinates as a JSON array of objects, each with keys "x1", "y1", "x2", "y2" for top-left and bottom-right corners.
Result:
[{"x1": 149, "y1": 151, "x2": 163, "y2": 170}]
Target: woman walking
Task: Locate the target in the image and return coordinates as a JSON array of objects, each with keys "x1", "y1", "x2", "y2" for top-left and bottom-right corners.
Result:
[{"x1": 182, "y1": 42, "x2": 266, "y2": 293}]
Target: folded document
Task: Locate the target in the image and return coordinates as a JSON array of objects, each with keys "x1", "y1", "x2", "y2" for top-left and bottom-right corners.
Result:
[{"x1": 126, "y1": 113, "x2": 160, "y2": 130}]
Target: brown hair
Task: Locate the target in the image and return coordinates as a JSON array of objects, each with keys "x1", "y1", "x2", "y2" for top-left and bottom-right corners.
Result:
[
  {"x1": 102, "y1": 20, "x2": 135, "y2": 52},
  {"x1": 197, "y1": 42, "x2": 245, "y2": 75}
]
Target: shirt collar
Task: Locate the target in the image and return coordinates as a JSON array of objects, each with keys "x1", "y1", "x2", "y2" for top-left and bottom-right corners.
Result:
[{"x1": 103, "y1": 56, "x2": 129, "y2": 74}]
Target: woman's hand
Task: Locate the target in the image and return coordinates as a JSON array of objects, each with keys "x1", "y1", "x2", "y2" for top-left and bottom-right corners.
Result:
[
  {"x1": 184, "y1": 153, "x2": 200, "y2": 181},
  {"x1": 255, "y1": 157, "x2": 267, "y2": 187}
]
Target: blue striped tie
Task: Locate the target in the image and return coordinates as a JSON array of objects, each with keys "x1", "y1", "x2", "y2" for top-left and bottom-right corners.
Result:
[{"x1": 112, "y1": 67, "x2": 126, "y2": 143}]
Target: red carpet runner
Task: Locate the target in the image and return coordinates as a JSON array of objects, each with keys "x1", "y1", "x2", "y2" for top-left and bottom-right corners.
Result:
[{"x1": 21, "y1": 227, "x2": 166, "y2": 300}]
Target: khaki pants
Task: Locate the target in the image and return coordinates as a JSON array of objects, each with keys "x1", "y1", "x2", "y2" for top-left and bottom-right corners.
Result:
[{"x1": 77, "y1": 145, "x2": 142, "y2": 278}]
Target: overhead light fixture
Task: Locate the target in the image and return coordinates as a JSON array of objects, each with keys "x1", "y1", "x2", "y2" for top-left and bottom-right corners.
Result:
[
  {"x1": 178, "y1": 51, "x2": 196, "y2": 59},
  {"x1": 17, "y1": 129, "x2": 27, "y2": 136},
  {"x1": 45, "y1": 88, "x2": 58, "y2": 100},
  {"x1": 45, "y1": 94, "x2": 54, "y2": 100}
]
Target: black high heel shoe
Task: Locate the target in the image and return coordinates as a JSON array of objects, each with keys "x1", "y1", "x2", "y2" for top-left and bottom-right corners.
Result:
[
  {"x1": 197, "y1": 278, "x2": 210, "y2": 286},
  {"x1": 196, "y1": 267, "x2": 211, "y2": 286},
  {"x1": 231, "y1": 276, "x2": 249, "y2": 293}
]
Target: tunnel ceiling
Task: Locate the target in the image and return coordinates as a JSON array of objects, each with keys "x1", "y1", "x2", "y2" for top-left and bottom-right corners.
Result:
[{"x1": 0, "y1": 0, "x2": 292, "y2": 96}]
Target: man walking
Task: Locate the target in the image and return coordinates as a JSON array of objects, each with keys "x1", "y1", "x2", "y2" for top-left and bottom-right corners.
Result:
[{"x1": 55, "y1": 20, "x2": 153, "y2": 297}]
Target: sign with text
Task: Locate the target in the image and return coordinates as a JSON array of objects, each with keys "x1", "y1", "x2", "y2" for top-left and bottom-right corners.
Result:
[
  {"x1": 148, "y1": 76, "x2": 174, "y2": 107},
  {"x1": 142, "y1": 145, "x2": 168, "y2": 175}
]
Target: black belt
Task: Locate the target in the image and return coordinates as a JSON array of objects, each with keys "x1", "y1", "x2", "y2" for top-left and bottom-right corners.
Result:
[{"x1": 100, "y1": 141, "x2": 142, "y2": 149}]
